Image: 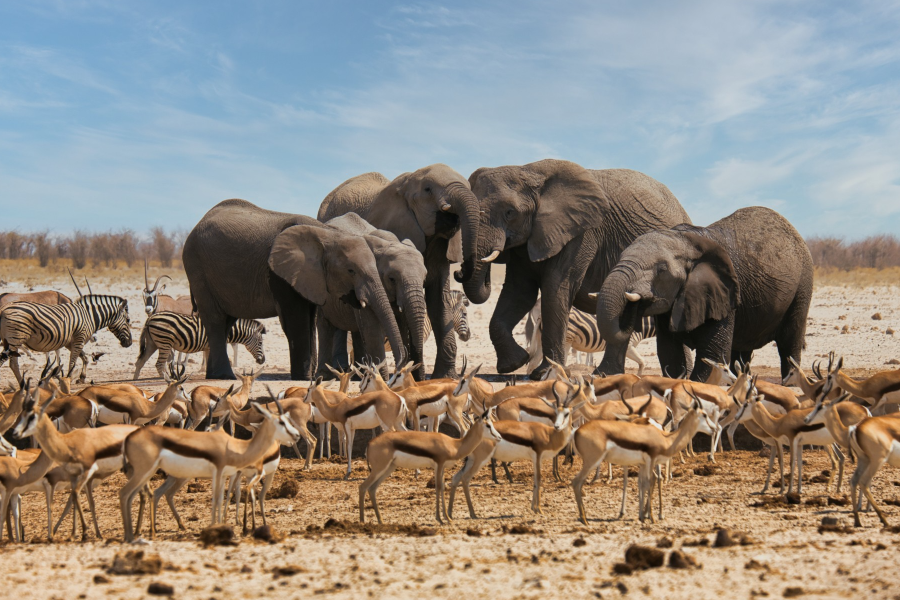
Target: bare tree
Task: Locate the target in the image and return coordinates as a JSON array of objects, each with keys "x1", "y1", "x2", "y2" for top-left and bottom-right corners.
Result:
[{"x1": 151, "y1": 227, "x2": 176, "y2": 268}]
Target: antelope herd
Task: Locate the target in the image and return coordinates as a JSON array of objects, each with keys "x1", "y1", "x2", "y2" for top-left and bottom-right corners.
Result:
[{"x1": 2, "y1": 275, "x2": 900, "y2": 544}]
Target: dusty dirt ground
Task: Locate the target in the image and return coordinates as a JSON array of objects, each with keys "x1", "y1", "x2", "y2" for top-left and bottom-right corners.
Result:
[{"x1": 2, "y1": 263, "x2": 900, "y2": 599}]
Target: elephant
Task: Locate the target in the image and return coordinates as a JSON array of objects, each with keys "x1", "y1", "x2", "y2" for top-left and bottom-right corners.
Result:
[
  {"x1": 317, "y1": 164, "x2": 481, "y2": 378},
  {"x1": 594, "y1": 206, "x2": 813, "y2": 382},
  {"x1": 317, "y1": 213, "x2": 428, "y2": 378},
  {"x1": 462, "y1": 159, "x2": 691, "y2": 379},
  {"x1": 182, "y1": 199, "x2": 406, "y2": 380}
]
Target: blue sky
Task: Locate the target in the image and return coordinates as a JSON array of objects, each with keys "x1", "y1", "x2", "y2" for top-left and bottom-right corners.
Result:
[{"x1": 1, "y1": 0, "x2": 899, "y2": 237}]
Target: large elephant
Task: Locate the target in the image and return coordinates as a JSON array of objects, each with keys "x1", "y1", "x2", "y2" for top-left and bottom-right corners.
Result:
[
  {"x1": 317, "y1": 213, "x2": 428, "y2": 378},
  {"x1": 182, "y1": 199, "x2": 406, "y2": 380},
  {"x1": 463, "y1": 159, "x2": 691, "y2": 379},
  {"x1": 595, "y1": 206, "x2": 813, "y2": 382},
  {"x1": 317, "y1": 164, "x2": 481, "y2": 377}
]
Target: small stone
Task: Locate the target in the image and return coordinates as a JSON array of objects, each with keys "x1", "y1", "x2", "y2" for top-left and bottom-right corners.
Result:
[
  {"x1": 714, "y1": 529, "x2": 738, "y2": 548},
  {"x1": 888, "y1": 328, "x2": 896, "y2": 336},
  {"x1": 252, "y1": 525, "x2": 285, "y2": 544},
  {"x1": 745, "y1": 559, "x2": 770, "y2": 571},
  {"x1": 784, "y1": 492, "x2": 802, "y2": 505},
  {"x1": 466, "y1": 528, "x2": 483, "y2": 537},
  {"x1": 783, "y1": 587, "x2": 805, "y2": 597},
  {"x1": 147, "y1": 582, "x2": 174, "y2": 596},
  {"x1": 872, "y1": 312, "x2": 883, "y2": 320},
  {"x1": 573, "y1": 537, "x2": 587, "y2": 547},
  {"x1": 668, "y1": 550, "x2": 698, "y2": 569},
  {"x1": 92, "y1": 575, "x2": 110, "y2": 584},
  {"x1": 624, "y1": 544, "x2": 665, "y2": 569},
  {"x1": 272, "y1": 564, "x2": 306, "y2": 578},
  {"x1": 199, "y1": 525, "x2": 237, "y2": 547}
]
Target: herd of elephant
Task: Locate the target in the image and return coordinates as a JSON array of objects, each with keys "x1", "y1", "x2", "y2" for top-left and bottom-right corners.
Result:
[{"x1": 184, "y1": 159, "x2": 813, "y2": 384}]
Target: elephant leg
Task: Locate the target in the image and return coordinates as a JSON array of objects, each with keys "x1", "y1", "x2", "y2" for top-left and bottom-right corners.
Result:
[
  {"x1": 529, "y1": 277, "x2": 577, "y2": 380},
  {"x1": 315, "y1": 317, "x2": 339, "y2": 379},
  {"x1": 775, "y1": 293, "x2": 812, "y2": 381},
  {"x1": 356, "y1": 308, "x2": 388, "y2": 368},
  {"x1": 331, "y1": 329, "x2": 351, "y2": 372},
  {"x1": 655, "y1": 322, "x2": 689, "y2": 380},
  {"x1": 270, "y1": 274, "x2": 316, "y2": 380},
  {"x1": 190, "y1": 276, "x2": 237, "y2": 380},
  {"x1": 689, "y1": 316, "x2": 735, "y2": 382},
  {"x1": 426, "y1": 256, "x2": 457, "y2": 379},
  {"x1": 490, "y1": 263, "x2": 540, "y2": 374}
]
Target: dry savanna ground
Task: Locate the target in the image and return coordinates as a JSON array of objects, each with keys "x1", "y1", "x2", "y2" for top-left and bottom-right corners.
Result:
[{"x1": 1, "y1": 261, "x2": 900, "y2": 599}]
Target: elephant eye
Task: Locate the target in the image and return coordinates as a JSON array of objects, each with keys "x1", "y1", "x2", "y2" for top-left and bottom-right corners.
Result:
[
  {"x1": 424, "y1": 186, "x2": 431, "y2": 193},
  {"x1": 348, "y1": 269, "x2": 355, "y2": 275}
]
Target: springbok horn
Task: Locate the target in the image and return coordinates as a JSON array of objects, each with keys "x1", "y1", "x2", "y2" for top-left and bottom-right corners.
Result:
[
  {"x1": 144, "y1": 258, "x2": 150, "y2": 290},
  {"x1": 481, "y1": 250, "x2": 501, "y2": 263},
  {"x1": 84, "y1": 278, "x2": 93, "y2": 296},
  {"x1": 67, "y1": 267, "x2": 83, "y2": 298}
]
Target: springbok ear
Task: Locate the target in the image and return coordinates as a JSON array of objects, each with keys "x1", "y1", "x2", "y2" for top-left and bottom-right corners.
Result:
[
  {"x1": 250, "y1": 401, "x2": 275, "y2": 419},
  {"x1": 541, "y1": 398, "x2": 556, "y2": 410},
  {"x1": 570, "y1": 400, "x2": 585, "y2": 412},
  {"x1": 670, "y1": 231, "x2": 739, "y2": 333}
]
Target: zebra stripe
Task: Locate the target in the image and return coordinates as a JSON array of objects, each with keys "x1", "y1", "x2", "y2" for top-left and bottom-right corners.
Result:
[
  {"x1": 134, "y1": 312, "x2": 265, "y2": 378},
  {"x1": 0, "y1": 295, "x2": 131, "y2": 381},
  {"x1": 565, "y1": 307, "x2": 655, "y2": 353}
]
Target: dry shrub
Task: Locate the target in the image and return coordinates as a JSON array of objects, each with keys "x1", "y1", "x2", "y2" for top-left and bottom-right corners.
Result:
[
  {"x1": 808, "y1": 235, "x2": 900, "y2": 270},
  {"x1": 151, "y1": 227, "x2": 176, "y2": 268},
  {"x1": 70, "y1": 231, "x2": 89, "y2": 269}
]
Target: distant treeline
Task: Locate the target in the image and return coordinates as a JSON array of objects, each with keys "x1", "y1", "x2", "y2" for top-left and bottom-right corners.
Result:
[
  {"x1": 2, "y1": 229, "x2": 899, "y2": 271},
  {"x1": 0, "y1": 228, "x2": 186, "y2": 269},
  {"x1": 806, "y1": 235, "x2": 900, "y2": 270}
]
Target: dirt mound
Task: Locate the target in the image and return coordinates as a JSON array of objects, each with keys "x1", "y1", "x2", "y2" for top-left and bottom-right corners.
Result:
[
  {"x1": 304, "y1": 518, "x2": 438, "y2": 537},
  {"x1": 107, "y1": 550, "x2": 163, "y2": 575},
  {"x1": 267, "y1": 479, "x2": 300, "y2": 499},
  {"x1": 199, "y1": 525, "x2": 237, "y2": 547}
]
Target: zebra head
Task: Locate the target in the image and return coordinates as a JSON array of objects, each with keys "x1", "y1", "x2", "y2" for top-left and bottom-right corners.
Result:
[
  {"x1": 452, "y1": 291, "x2": 471, "y2": 342},
  {"x1": 142, "y1": 259, "x2": 172, "y2": 315},
  {"x1": 109, "y1": 298, "x2": 133, "y2": 348},
  {"x1": 241, "y1": 319, "x2": 266, "y2": 365}
]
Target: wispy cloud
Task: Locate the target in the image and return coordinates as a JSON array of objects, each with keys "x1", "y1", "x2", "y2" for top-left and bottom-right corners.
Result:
[{"x1": 0, "y1": 0, "x2": 898, "y2": 237}]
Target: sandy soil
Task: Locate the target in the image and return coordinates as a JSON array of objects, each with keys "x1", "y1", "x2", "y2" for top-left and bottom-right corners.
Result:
[{"x1": 1, "y1": 266, "x2": 900, "y2": 599}]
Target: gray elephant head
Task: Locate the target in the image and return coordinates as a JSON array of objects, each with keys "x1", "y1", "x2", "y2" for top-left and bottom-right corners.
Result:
[
  {"x1": 463, "y1": 159, "x2": 611, "y2": 303},
  {"x1": 326, "y1": 213, "x2": 429, "y2": 366},
  {"x1": 370, "y1": 164, "x2": 481, "y2": 282},
  {"x1": 268, "y1": 224, "x2": 407, "y2": 367},
  {"x1": 596, "y1": 228, "x2": 739, "y2": 372}
]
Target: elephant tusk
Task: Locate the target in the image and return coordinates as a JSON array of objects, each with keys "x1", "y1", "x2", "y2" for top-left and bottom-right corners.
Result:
[
  {"x1": 481, "y1": 250, "x2": 501, "y2": 263},
  {"x1": 398, "y1": 306, "x2": 403, "y2": 313},
  {"x1": 361, "y1": 301, "x2": 367, "y2": 309},
  {"x1": 441, "y1": 203, "x2": 452, "y2": 211},
  {"x1": 625, "y1": 292, "x2": 641, "y2": 302},
  {"x1": 588, "y1": 292, "x2": 598, "y2": 301}
]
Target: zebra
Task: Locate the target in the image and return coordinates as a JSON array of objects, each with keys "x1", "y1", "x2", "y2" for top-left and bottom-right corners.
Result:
[
  {"x1": 524, "y1": 298, "x2": 655, "y2": 375},
  {"x1": 133, "y1": 312, "x2": 266, "y2": 380},
  {"x1": 0, "y1": 293, "x2": 132, "y2": 384}
]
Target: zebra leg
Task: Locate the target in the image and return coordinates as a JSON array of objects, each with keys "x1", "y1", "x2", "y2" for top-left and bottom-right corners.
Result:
[
  {"x1": 155, "y1": 347, "x2": 173, "y2": 379},
  {"x1": 625, "y1": 343, "x2": 646, "y2": 376},
  {"x1": 133, "y1": 328, "x2": 158, "y2": 380}
]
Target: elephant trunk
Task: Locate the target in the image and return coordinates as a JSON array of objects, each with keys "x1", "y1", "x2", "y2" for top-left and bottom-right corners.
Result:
[
  {"x1": 595, "y1": 268, "x2": 639, "y2": 375},
  {"x1": 400, "y1": 278, "x2": 428, "y2": 368},
  {"x1": 460, "y1": 225, "x2": 503, "y2": 305},
  {"x1": 446, "y1": 183, "x2": 480, "y2": 283},
  {"x1": 360, "y1": 281, "x2": 407, "y2": 368}
]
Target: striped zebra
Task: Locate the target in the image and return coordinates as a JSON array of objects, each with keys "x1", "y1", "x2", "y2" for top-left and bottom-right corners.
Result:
[
  {"x1": 0, "y1": 294, "x2": 132, "y2": 384},
  {"x1": 133, "y1": 311, "x2": 266, "y2": 379},
  {"x1": 525, "y1": 298, "x2": 655, "y2": 375}
]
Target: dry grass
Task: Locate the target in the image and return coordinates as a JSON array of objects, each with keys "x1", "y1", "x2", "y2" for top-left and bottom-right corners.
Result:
[
  {"x1": 0, "y1": 258, "x2": 187, "y2": 288},
  {"x1": 813, "y1": 266, "x2": 900, "y2": 287}
]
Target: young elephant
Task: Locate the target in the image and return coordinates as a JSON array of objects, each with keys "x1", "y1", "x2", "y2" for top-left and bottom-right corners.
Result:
[{"x1": 594, "y1": 206, "x2": 813, "y2": 382}]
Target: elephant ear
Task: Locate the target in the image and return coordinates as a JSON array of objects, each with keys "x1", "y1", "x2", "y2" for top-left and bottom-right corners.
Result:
[
  {"x1": 368, "y1": 175, "x2": 427, "y2": 253},
  {"x1": 446, "y1": 231, "x2": 463, "y2": 263},
  {"x1": 670, "y1": 232, "x2": 740, "y2": 333},
  {"x1": 268, "y1": 225, "x2": 329, "y2": 306},
  {"x1": 524, "y1": 160, "x2": 612, "y2": 262}
]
